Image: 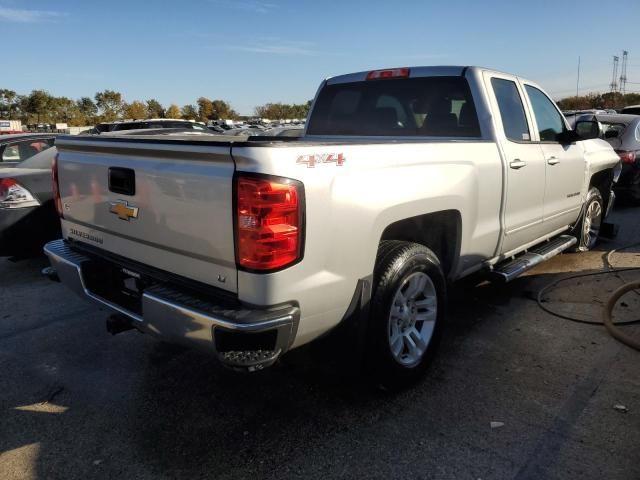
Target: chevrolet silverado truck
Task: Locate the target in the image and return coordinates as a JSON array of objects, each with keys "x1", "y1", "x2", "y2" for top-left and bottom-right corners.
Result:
[{"x1": 45, "y1": 66, "x2": 620, "y2": 387}]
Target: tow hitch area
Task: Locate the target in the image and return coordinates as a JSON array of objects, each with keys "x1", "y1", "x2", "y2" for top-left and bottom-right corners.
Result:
[{"x1": 106, "y1": 313, "x2": 134, "y2": 335}]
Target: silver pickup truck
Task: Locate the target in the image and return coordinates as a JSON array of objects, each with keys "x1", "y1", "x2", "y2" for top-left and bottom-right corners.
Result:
[{"x1": 45, "y1": 66, "x2": 620, "y2": 388}]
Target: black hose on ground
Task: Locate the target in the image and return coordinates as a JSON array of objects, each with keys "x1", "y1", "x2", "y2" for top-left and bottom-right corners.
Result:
[
  {"x1": 603, "y1": 281, "x2": 640, "y2": 351},
  {"x1": 536, "y1": 242, "x2": 640, "y2": 350}
]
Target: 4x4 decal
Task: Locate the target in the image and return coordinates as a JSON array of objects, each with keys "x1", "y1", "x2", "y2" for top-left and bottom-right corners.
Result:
[{"x1": 296, "y1": 153, "x2": 346, "y2": 168}]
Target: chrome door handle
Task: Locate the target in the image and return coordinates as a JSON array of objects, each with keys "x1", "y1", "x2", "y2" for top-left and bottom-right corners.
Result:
[
  {"x1": 509, "y1": 159, "x2": 527, "y2": 169},
  {"x1": 547, "y1": 156, "x2": 560, "y2": 165}
]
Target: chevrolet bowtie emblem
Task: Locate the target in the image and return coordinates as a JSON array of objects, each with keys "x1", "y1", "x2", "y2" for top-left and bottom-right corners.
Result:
[{"x1": 109, "y1": 200, "x2": 139, "y2": 221}]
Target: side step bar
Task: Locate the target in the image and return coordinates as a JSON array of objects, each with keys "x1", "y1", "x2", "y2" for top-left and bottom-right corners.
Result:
[{"x1": 489, "y1": 235, "x2": 577, "y2": 283}]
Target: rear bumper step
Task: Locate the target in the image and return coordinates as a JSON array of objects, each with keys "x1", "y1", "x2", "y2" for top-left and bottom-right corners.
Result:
[
  {"x1": 490, "y1": 235, "x2": 577, "y2": 283},
  {"x1": 44, "y1": 239, "x2": 299, "y2": 371}
]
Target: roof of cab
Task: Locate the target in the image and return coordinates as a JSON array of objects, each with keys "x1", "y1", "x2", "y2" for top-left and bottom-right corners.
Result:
[{"x1": 324, "y1": 65, "x2": 527, "y2": 85}]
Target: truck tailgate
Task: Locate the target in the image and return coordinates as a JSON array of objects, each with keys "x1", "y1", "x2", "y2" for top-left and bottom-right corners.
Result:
[{"x1": 55, "y1": 136, "x2": 238, "y2": 293}]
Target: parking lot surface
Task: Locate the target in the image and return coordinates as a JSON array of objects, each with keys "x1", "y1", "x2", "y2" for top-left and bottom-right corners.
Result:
[{"x1": 1, "y1": 206, "x2": 638, "y2": 480}]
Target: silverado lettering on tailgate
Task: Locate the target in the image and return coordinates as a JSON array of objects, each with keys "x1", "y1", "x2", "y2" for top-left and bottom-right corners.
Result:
[{"x1": 69, "y1": 228, "x2": 104, "y2": 245}]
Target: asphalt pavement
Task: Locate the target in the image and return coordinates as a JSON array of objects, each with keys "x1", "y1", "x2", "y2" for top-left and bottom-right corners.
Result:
[{"x1": 1, "y1": 206, "x2": 638, "y2": 480}]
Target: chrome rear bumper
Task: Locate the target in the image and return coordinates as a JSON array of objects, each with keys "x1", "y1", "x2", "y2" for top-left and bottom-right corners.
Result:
[{"x1": 44, "y1": 239, "x2": 298, "y2": 371}]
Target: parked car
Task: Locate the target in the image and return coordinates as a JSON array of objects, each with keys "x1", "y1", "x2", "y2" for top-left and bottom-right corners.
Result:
[
  {"x1": 45, "y1": 66, "x2": 618, "y2": 388},
  {"x1": 0, "y1": 133, "x2": 57, "y2": 166},
  {"x1": 578, "y1": 113, "x2": 640, "y2": 202},
  {"x1": 563, "y1": 109, "x2": 609, "y2": 128},
  {"x1": 0, "y1": 147, "x2": 60, "y2": 256},
  {"x1": 620, "y1": 105, "x2": 640, "y2": 115},
  {"x1": 101, "y1": 128, "x2": 224, "y2": 137},
  {"x1": 90, "y1": 119, "x2": 212, "y2": 134}
]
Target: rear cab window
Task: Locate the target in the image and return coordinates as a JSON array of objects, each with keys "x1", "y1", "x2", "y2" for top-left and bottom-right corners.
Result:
[
  {"x1": 490, "y1": 78, "x2": 531, "y2": 142},
  {"x1": 307, "y1": 76, "x2": 480, "y2": 137}
]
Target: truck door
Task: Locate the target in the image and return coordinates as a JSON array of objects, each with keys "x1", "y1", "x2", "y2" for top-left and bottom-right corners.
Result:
[
  {"x1": 522, "y1": 84, "x2": 586, "y2": 231},
  {"x1": 484, "y1": 74, "x2": 547, "y2": 254}
]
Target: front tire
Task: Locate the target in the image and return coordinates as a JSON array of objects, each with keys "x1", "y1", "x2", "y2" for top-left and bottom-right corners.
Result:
[
  {"x1": 571, "y1": 187, "x2": 603, "y2": 252},
  {"x1": 367, "y1": 241, "x2": 446, "y2": 390}
]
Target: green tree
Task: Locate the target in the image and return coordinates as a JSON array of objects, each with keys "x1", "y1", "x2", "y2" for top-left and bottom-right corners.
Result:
[
  {"x1": 557, "y1": 91, "x2": 640, "y2": 111},
  {"x1": 95, "y1": 90, "x2": 124, "y2": 121},
  {"x1": 197, "y1": 97, "x2": 214, "y2": 122},
  {"x1": 124, "y1": 101, "x2": 147, "y2": 120},
  {"x1": 210, "y1": 99, "x2": 238, "y2": 120},
  {"x1": 77, "y1": 97, "x2": 98, "y2": 124},
  {"x1": 16, "y1": 95, "x2": 29, "y2": 123},
  {"x1": 50, "y1": 96, "x2": 82, "y2": 125},
  {"x1": 25, "y1": 90, "x2": 52, "y2": 123},
  {"x1": 0, "y1": 89, "x2": 17, "y2": 119},
  {"x1": 181, "y1": 104, "x2": 198, "y2": 120},
  {"x1": 146, "y1": 99, "x2": 164, "y2": 118},
  {"x1": 165, "y1": 104, "x2": 181, "y2": 119}
]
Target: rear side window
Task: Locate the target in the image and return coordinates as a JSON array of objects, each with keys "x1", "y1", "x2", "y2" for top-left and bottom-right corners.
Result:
[
  {"x1": 307, "y1": 76, "x2": 480, "y2": 137},
  {"x1": 525, "y1": 85, "x2": 565, "y2": 142},
  {"x1": 491, "y1": 78, "x2": 530, "y2": 142},
  {"x1": 622, "y1": 107, "x2": 640, "y2": 115},
  {"x1": 1, "y1": 138, "x2": 54, "y2": 162},
  {"x1": 599, "y1": 121, "x2": 627, "y2": 140}
]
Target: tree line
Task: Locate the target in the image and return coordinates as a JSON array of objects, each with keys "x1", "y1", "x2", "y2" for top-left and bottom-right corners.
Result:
[
  {"x1": 556, "y1": 91, "x2": 640, "y2": 111},
  {"x1": 0, "y1": 88, "x2": 312, "y2": 126}
]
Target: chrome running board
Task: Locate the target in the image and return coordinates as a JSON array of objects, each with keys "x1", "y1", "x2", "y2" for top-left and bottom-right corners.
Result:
[{"x1": 490, "y1": 235, "x2": 577, "y2": 283}]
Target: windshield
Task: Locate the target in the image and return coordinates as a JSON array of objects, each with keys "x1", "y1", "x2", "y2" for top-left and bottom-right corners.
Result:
[{"x1": 307, "y1": 76, "x2": 480, "y2": 137}]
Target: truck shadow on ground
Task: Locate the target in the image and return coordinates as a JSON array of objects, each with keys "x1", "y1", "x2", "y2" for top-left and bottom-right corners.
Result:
[
  {"x1": 125, "y1": 251, "x2": 640, "y2": 478},
  {"x1": 3, "y1": 239, "x2": 638, "y2": 479},
  {"x1": 121, "y1": 272, "x2": 551, "y2": 477}
]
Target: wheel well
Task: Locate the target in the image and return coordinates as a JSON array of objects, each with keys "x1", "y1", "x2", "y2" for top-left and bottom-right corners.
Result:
[
  {"x1": 589, "y1": 169, "x2": 613, "y2": 212},
  {"x1": 379, "y1": 210, "x2": 461, "y2": 279}
]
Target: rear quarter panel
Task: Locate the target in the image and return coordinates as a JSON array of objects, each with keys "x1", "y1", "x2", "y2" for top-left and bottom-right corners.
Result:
[{"x1": 233, "y1": 140, "x2": 503, "y2": 346}]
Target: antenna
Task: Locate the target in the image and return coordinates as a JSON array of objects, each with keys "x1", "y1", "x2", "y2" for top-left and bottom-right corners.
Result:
[
  {"x1": 620, "y1": 50, "x2": 628, "y2": 95},
  {"x1": 610, "y1": 55, "x2": 619, "y2": 93}
]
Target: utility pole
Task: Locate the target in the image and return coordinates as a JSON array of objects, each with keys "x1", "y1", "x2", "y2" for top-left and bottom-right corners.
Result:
[
  {"x1": 619, "y1": 50, "x2": 628, "y2": 95},
  {"x1": 576, "y1": 56, "x2": 581, "y2": 98},
  {"x1": 610, "y1": 55, "x2": 619, "y2": 93}
]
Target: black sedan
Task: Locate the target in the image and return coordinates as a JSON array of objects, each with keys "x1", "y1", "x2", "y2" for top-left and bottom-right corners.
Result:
[{"x1": 0, "y1": 147, "x2": 60, "y2": 257}]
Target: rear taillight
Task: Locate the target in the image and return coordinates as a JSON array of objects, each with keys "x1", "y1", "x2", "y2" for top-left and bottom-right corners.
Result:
[
  {"x1": 52, "y1": 153, "x2": 63, "y2": 217},
  {"x1": 235, "y1": 174, "x2": 303, "y2": 271},
  {"x1": 366, "y1": 67, "x2": 410, "y2": 80},
  {"x1": 0, "y1": 178, "x2": 39, "y2": 208},
  {"x1": 616, "y1": 150, "x2": 636, "y2": 163}
]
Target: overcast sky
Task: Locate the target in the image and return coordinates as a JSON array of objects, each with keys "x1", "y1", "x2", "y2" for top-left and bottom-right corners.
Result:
[{"x1": 2, "y1": 0, "x2": 639, "y2": 115}]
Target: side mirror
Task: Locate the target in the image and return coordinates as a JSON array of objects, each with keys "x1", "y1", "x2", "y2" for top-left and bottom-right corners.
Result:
[{"x1": 574, "y1": 120, "x2": 601, "y2": 140}]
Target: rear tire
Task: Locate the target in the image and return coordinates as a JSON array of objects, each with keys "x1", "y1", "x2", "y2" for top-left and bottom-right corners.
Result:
[
  {"x1": 570, "y1": 187, "x2": 603, "y2": 252},
  {"x1": 367, "y1": 241, "x2": 446, "y2": 390}
]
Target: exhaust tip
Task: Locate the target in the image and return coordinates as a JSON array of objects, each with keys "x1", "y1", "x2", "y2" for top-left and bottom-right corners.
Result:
[{"x1": 41, "y1": 266, "x2": 60, "y2": 282}]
